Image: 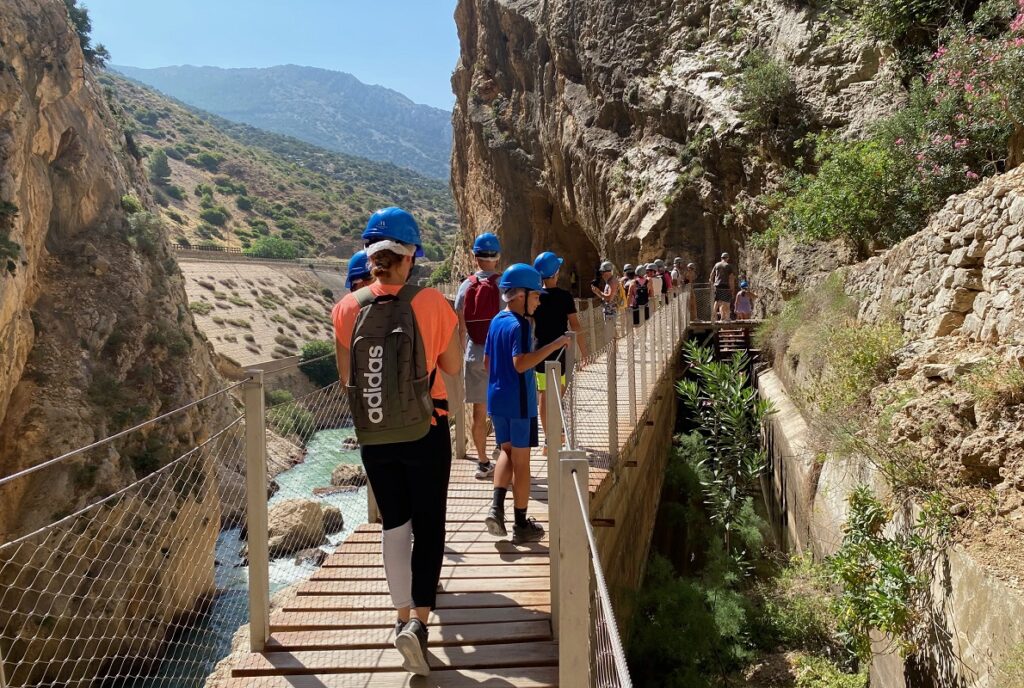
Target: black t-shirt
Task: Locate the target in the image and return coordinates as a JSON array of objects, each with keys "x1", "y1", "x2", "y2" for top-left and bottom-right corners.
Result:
[{"x1": 532, "y1": 287, "x2": 577, "y2": 372}]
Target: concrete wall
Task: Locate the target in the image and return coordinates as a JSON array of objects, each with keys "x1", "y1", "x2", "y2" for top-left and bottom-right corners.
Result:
[
  {"x1": 591, "y1": 359, "x2": 680, "y2": 637},
  {"x1": 759, "y1": 369, "x2": 1024, "y2": 688}
]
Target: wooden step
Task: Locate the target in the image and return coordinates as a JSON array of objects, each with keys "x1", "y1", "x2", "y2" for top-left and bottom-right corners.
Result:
[
  {"x1": 297, "y1": 577, "x2": 550, "y2": 596},
  {"x1": 266, "y1": 619, "x2": 551, "y2": 651},
  {"x1": 270, "y1": 604, "x2": 551, "y2": 631},
  {"x1": 280, "y1": 591, "x2": 551, "y2": 613}
]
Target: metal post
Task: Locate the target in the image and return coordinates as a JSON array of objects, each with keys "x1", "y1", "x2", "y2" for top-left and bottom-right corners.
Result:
[
  {"x1": 605, "y1": 318, "x2": 618, "y2": 463},
  {"x1": 625, "y1": 309, "x2": 637, "y2": 426},
  {"x1": 545, "y1": 361, "x2": 563, "y2": 637},
  {"x1": 0, "y1": 643, "x2": 7, "y2": 688},
  {"x1": 639, "y1": 305, "x2": 648, "y2": 402},
  {"x1": 588, "y1": 303, "x2": 599, "y2": 358},
  {"x1": 565, "y1": 331, "x2": 577, "y2": 436},
  {"x1": 243, "y1": 370, "x2": 270, "y2": 653},
  {"x1": 653, "y1": 301, "x2": 662, "y2": 377},
  {"x1": 559, "y1": 451, "x2": 591, "y2": 688}
]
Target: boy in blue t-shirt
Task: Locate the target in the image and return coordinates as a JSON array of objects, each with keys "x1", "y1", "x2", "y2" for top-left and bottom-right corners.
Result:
[{"x1": 483, "y1": 264, "x2": 570, "y2": 542}]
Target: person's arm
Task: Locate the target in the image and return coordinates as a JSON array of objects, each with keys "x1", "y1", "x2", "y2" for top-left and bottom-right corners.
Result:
[
  {"x1": 336, "y1": 345, "x2": 350, "y2": 386},
  {"x1": 437, "y1": 322, "x2": 462, "y2": 376},
  {"x1": 457, "y1": 308, "x2": 468, "y2": 352},
  {"x1": 513, "y1": 335, "x2": 570, "y2": 373}
]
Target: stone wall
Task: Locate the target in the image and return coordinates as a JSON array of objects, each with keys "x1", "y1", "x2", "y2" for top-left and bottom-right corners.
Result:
[{"x1": 760, "y1": 369, "x2": 1024, "y2": 688}]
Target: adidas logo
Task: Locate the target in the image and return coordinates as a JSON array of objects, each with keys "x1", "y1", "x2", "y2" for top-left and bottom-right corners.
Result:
[{"x1": 362, "y1": 344, "x2": 384, "y2": 424}]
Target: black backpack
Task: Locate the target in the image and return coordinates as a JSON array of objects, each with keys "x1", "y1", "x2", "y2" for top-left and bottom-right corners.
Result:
[{"x1": 635, "y1": 279, "x2": 649, "y2": 306}]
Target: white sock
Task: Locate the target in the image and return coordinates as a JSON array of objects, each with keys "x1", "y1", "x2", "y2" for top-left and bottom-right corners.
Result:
[{"x1": 381, "y1": 520, "x2": 413, "y2": 610}]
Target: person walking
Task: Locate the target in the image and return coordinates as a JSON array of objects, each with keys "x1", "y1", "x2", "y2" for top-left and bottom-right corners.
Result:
[
  {"x1": 344, "y1": 249, "x2": 374, "y2": 291},
  {"x1": 454, "y1": 233, "x2": 502, "y2": 479},
  {"x1": 645, "y1": 263, "x2": 663, "y2": 305},
  {"x1": 532, "y1": 251, "x2": 586, "y2": 439},
  {"x1": 684, "y1": 261, "x2": 698, "y2": 321},
  {"x1": 670, "y1": 258, "x2": 683, "y2": 294},
  {"x1": 332, "y1": 207, "x2": 461, "y2": 677},
  {"x1": 590, "y1": 261, "x2": 620, "y2": 320},
  {"x1": 655, "y1": 259, "x2": 672, "y2": 304},
  {"x1": 626, "y1": 263, "x2": 649, "y2": 326},
  {"x1": 483, "y1": 264, "x2": 570, "y2": 542},
  {"x1": 710, "y1": 252, "x2": 736, "y2": 321},
  {"x1": 734, "y1": 280, "x2": 758, "y2": 320}
]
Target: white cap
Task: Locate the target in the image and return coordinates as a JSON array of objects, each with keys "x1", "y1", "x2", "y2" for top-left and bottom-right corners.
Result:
[{"x1": 366, "y1": 239, "x2": 417, "y2": 257}]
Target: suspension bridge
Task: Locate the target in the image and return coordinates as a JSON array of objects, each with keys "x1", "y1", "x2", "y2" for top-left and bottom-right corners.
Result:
[{"x1": 0, "y1": 284, "x2": 755, "y2": 688}]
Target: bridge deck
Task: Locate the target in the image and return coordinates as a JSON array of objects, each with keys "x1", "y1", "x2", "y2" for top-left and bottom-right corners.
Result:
[{"x1": 226, "y1": 320, "x2": 679, "y2": 687}]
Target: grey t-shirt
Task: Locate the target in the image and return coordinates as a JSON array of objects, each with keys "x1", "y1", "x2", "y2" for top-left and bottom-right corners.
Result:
[
  {"x1": 712, "y1": 261, "x2": 733, "y2": 288},
  {"x1": 455, "y1": 270, "x2": 497, "y2": 363}
]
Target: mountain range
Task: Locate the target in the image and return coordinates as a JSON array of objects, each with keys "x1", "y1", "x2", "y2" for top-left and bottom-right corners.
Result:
[{"x1": 113, "y1": 64, "x2": 453, "y2": 179}]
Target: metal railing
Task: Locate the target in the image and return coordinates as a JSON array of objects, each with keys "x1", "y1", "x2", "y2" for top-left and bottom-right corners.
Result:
[{"x1": 539, "y1": 285, "x2": 691, "y2": 687}]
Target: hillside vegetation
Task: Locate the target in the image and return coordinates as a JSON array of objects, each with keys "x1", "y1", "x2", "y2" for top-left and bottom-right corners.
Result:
[
  {"x1": 100, "y1": 72, "x2": 457, "y2": 259},
  {"x1": 113, "y1": 64, "x2": 453, "y2": 179}
]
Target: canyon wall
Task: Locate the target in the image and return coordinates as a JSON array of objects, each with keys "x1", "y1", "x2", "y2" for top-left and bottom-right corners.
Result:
[{"x1": 451, "y1": 0, "x2": 898, "y2": 280}]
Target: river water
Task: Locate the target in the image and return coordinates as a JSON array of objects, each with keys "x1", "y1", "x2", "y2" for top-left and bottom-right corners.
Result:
[{"x1": 131, "y1": 427, "x2": 367, "y2": 687}]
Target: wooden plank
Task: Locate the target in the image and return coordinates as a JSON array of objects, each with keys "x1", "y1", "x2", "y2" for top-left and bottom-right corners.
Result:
[
  {"x1": 270, "y1": 605, "x2": 551, "y2": 631},
  {"x1": 333, "y1": 541, "x2": 549, "y2": 556},
  {"x1": 281, "y1": 591, "x2": 551, "y2": 613},
  {"x1": 225, "y1": 665, "x2": 558, "y2": 687},
  {"x1": 311, "y1": 564, "x2": 549, "y2": 581},
  {"x1": 345, "y1": 530, "x2": 548, "y2": 544},
  {"x1": 321, "y1": 552, "x2": 549, "y2": 568},
  {"x1": 230, "y1": 640, "x2": 558, "y2": 676},
  {"x1": 267, "y1": 619, "x2": 551, "y2": 650},
  {"x1": 297, "y1": 577, "x2": 550, "y2": 596}
]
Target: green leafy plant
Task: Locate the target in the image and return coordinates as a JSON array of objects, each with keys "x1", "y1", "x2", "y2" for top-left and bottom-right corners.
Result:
[
  {"x1": 244, "y1": 236, "x2": 302, "y2": 259},
  {"x1": 299, "y1": 340, "x2": 339, "y2": 387},
  {"x1": 148, "y1": 148, "x2": 171, "y2": 184},
  {"x1": 735, "y1": 49, "x2": 803, "y2": 137},
  {"x1": 676, "y1": 342, "x2": 774, "y2": 551},
  {"x1": 64, "y1": 0, "x2": 109, "y2": 66},
  {"x1": 120, "y1": 194, "x2": 144, "y2": 214}
]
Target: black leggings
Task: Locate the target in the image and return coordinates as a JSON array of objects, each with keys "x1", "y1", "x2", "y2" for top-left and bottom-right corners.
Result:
[{"x1": 361, "y1": 421, "x2": 452, "y2": 610}]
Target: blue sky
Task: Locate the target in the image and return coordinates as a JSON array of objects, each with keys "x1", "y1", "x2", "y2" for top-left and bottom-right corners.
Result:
[{"x1": 85, "y1": 0, "x2": 461, "y2": 110}]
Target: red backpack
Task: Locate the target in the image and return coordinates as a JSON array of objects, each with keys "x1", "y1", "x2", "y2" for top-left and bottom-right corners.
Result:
[{"x1": 463, "y1": 274, "x2": 500, "y2": 344}]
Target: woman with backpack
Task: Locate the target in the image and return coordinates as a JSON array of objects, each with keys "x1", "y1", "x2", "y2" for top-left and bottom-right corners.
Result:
[
  {"x1": 331, "y1": 207, "x2": 461, "y2": 677},
  {"x1": 626, "y1": 264, "x2": 650, "y2": 326}
]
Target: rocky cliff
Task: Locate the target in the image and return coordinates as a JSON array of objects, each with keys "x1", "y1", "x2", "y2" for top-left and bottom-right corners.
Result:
[
  {"x1": 0, "y1": 0, "x2": 231, "y2": 683},
  {"x1": 451, "y1": 0, "x2": 898, "y2": 277}
]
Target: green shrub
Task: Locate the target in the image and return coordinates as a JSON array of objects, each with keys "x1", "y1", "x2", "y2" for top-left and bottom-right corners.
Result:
[
  {"x1": 427, "y1": 255, "x2": 453, "y2": 286},
  {"x1": 126, "y1": 211, "x2": 162, "y2": 257},
  {"x1": 274, "y1": 334, "x2": 298, "y2": 349},
  {"x1": 735, "y1": 49, "x2": 802, "y2": 136},
  {"x1": 120, "y1": 194, "x2": 144, "y2": 214},
  {"x1": 199, "y1": 206, "x2": 230, "y2": 226},
  {"x1": 848, "y1": 0, "x2": 952, "y2": 45},
  {"x1": 188, "y1": 151, "x2": 224, "y2": 172},
  {"x1": 756, "y1": 136, "x2": 925, "y2": 249},
  {"x1": 299, "y1": 340, "x2": 339, "y2": 387},
  {"x1": 64, "y1": 0, "x2": 109, "y2": 66},
  {"x1": 266, "y1": 389, "x2": 294, "y2": 406},
  {"x1": 792, "y1": 654, "x2": 867, "y2": 688},
  {"x1": 753, "y1": 555, "x2": 840, "y2": 654},
  {"x1": 267, "y1": 402, "x2": 315, "y2": 442},
  {"x1": 245, "y1": 236, "x2": 301, "y2": 259},
  {"x1": 235, "y1": 195, "x2": 254, "y2": 211},
  {"x1": 0, "y1": 202, "x2": 20, "y2": 271},
  {"x1": 165, "y1": 185, "x2": 185, "y2": 201},
  {"x1": 148, "y1": 148, "x2": 171, "y2": 184},
  {"x1": 189, "y1": 301, "x2": 213, "y2": 315}
]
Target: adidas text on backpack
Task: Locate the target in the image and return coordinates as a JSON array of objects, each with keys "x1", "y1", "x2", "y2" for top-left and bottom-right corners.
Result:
[
  {"x1": 463, "y1": 274, "x2": 500, "y2": 345},
  {"x1": 347, "y1": 285, "x2": 440, "y2": 445}
]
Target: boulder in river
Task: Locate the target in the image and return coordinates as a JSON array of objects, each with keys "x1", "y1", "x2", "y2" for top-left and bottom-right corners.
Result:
[
  {"x1": 267, "y1": 499, "x2": 326, "y2": 557},
  {"x1": 331, "y1": 463, "x2": 366, "y2": 487},
  {"x1": 295, "y1": 548, "x2": 328, "y2": 567},
  {"x1": 322, "y1": 504, "x2": 345, "y2": 534},
  {"x1": 341, "y1": 436, "x2": 360, "y2": 450}
]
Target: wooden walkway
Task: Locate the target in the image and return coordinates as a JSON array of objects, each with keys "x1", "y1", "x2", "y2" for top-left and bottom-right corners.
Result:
[
  {"x1": 227, "y1": 446, "x2": 558, "y2": 687},
  {"x1": 226, "y1": 308, "x2": 683, "y2": 687}
]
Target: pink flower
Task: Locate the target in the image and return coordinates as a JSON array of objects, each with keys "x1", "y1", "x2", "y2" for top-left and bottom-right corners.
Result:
[
  {"x1": 916, "y1": 153, "x2": 926, "y2": 161},
  {"x1": 943, "y1": 134, "x2": 953, "y2": 142},
  {"x1": 895, "y1": 138, "x2": 905, "y2": 146},
  {"x1": 954, "y1": 139, "x2": 968, "y2": 149},
  {"x1": 966, "y1": 171, "x2": 980, "y2": 180},
  {"x1": 965, "y1": 83, "x2": 975, "y2": 92}
]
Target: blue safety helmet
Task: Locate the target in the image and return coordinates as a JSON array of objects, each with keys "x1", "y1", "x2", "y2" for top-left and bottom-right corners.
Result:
[
  {"x1": 499, "y1": 263, "x2": 544, "y2": 292},
  {"x1": 362, "y1": 207, "x2": 424, "y2": 257},
  {"x1": 533, "y1": 251, "x2": 564, "y2": 279},
  {"x1": 345, "y1": 250, "x2": 371, "y2": 289},
  {"x1": 740, "y1": 280, "x2": 749, "y2": 289},
  {"x1": 472, "y1": 232, "x2": 501, "y2": 256}
]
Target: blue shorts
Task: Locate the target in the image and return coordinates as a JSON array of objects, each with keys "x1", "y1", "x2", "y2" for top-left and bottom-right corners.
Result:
[{"x1": 492, "y1": 416, "x2": 539, "y2": 449}]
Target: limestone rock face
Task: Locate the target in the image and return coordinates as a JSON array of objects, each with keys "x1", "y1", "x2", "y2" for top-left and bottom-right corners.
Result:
[
  {"x1": 0, "y1": 1, "x2": 231, "y2": 685},
  {"x1": 450, "y1": 0, "x2": 899, "y2": 280}
]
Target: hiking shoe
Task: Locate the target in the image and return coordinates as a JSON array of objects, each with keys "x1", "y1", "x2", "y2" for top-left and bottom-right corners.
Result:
[
  {"x1": 484, "y1": 506, "x2": 507, "y2": 537},
  {"x1": 513, "y1": 518, "x2": 545, "y2": 543},
  {"x1": 395, "y1": 618, "x2": 430, "y2": 676},
  {"x1": 475, "y1": 462, "x2": 495, "y2": 480},
  {"x1": 394, "y1": 618, "x2": 406, "y2": 637}
]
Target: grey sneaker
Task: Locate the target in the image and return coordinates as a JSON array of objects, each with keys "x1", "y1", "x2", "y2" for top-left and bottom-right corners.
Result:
[
  {"x1": 484, "y1": 505, "x2": 507, "y2": 537},
  {"x1": 395, "y1": 618, "x2": 430, "y2": 676},
  {"x1": 513, "y1": 518, "x2": 545, "y2": 543},
  {"x1": 475, "y1": 462, "x2": 495, "y2": 479}
]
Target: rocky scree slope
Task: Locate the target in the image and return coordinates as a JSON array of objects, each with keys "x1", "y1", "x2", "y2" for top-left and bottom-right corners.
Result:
[
  {"x1": 451, "y1": 0, "x2": 899, "y2": 277},
  {"x1": 0, "y1": 1, "x2": 234, "y2": 683}
]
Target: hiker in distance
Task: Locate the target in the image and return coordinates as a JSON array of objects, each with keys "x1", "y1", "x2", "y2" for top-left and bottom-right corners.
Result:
[
  {"x1": 344, "y1": 248, "x2": 374, "y2": 291},
  {"x1": 531, "y1": 251, "x2": 586, "y2": 439},
  {"x1": 484, "y1": 264, "x2": 570, "y2": 543},
  {"x1": 454, "y1": 232, "x2": 502, "y2": 480},
  {"x1": 332, "y1": 207, "x2": 461, "y2": 677},
  {"x1": 710, "y1": 251, "x2": 737, "y2": 321}
]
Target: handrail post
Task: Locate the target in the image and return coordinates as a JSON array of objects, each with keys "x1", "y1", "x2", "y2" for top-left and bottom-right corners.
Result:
[
  {"x1": 639, "y1": 305, "x2": 648, "y2": 402},
  {"x1": 545, "y1": 361, "x2": 563, "y2": 637},
  {"x1": 565, "y1": 331, "x2": 577, "y2": 437},
  {"x1": 588, "y1": 303, "x2": 599, "y2": 357},
  {"x1": 605, "y1": 318, "x2": 618, "y2": 464},
  {"x1": 444, "y1": 368, "x2": 467, "y2": 461},
  {"x1": 243, "y1": 370, "x2": 270, "y2": 653},
  {"x1": 625, "y1": 309, "x2": 637, "y2": 426},
  {"x1": 559, "y1": 451, "x2": 591, "y2": 688},
  {"x1": 0, "y1": 642, "x2": 7, "y2": 688},
  {"x1": 653, "y1": 301, "x2": 662, "y2": 378}
]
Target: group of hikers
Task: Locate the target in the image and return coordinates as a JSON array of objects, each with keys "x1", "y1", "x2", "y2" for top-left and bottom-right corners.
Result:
[{"x1": 330, "y1": 206, "x2": 756, "y2": 676}]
